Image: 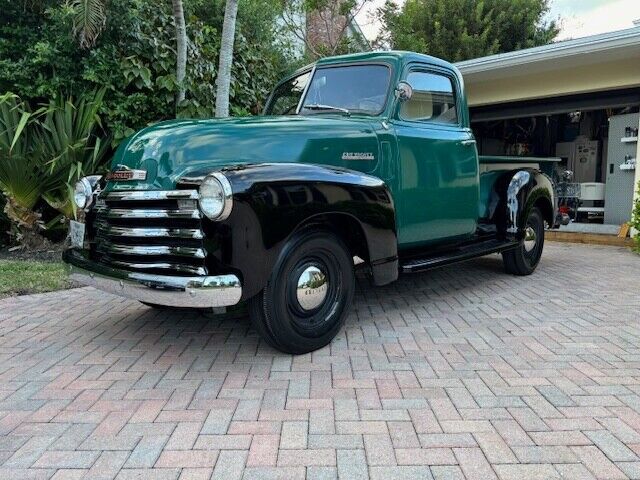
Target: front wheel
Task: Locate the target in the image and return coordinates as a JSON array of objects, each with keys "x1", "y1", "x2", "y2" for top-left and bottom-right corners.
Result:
[
  {"x1": 502, "y1": 207, "x2": 544, "y2": 275},
  {"x1": 248, "y1": 230, "x2": 355, "y2": 354}
]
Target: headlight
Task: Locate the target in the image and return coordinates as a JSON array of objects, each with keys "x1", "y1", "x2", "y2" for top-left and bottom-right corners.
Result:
[
  {"x1": 74, "y1": 177, "x2": 93, "y2": 209},
  {"x1": 198, "y1": 172, "x2": 233, "y2": 220}
]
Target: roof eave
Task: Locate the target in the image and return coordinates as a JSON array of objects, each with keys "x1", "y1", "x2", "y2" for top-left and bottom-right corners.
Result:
[{"x1": 455, "y1": 26, "x2": 640, "y2": 74}]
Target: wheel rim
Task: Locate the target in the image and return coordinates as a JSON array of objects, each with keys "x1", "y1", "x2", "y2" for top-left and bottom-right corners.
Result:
[
  {"x1": 286, "y1": 252, "x2": 342, "y2": 336},
  {"x1": 295, "y1": 265, "x2": 328, "y2": 311},
  {"x1": 523, "y1": 226, "x2": 537, "y2": 252}
]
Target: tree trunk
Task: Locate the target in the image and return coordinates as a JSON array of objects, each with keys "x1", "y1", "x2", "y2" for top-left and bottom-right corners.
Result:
[
  {"x1": 215, "y1": 0, "x2": 239, "y2": 118},
  {"x1": 172, "y1": 0, "x2": 187, "y2": 109}
]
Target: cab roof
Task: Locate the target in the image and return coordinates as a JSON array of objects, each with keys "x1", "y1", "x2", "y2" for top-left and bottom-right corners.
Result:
[{"x1": 291, "y1": 51, "x2": 457, "y2": 78}]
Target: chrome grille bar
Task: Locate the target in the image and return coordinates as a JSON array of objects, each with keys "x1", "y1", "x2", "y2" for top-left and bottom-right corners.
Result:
[
  {"x1": 106, "y1": 208, "x2": 201, "y2": 219},
  {"x1": 103, "y1": 244, "x2": 206, "y2": 259},
  {"x1": 105, "y1": 190, "x2": 199, "y2": 200},
  {"x1": 107, "y1": 259, "x2": 207, "y2": 276},
  {"x1": 97, "y1": 226, "x2": 204, "y2": 239},
  {"x1": 90, "y1": 189, "x2": 207, "y2": 277}
]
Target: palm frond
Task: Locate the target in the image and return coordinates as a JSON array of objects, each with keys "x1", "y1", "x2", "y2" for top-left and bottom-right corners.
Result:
[
  {"x1": 68, "y1": 0, "x2": 107, "y2": 49},
  {"x1": 36, "y1": 89, "x2": 111, "y2": 219},
  {"x1": 0, "y1": 94, "x2": 44, "y2": 228}
]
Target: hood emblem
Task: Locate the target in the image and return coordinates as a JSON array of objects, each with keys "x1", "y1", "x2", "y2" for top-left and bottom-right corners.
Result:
[
  {"x1": 342, "y1": 152, "x2": 375, "y2": 161},
  {"x1": 106, "y1": 165, "x2": 147, "y2": 181}
]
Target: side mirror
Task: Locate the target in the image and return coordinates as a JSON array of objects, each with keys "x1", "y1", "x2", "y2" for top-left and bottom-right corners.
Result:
[{"x1": 395, "y1": 81, "x2": 413, "y2": 102}]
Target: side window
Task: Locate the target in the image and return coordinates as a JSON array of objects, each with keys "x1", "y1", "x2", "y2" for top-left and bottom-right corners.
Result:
[
  {"x1": 400, "y1": 71, "x2": 458, "y2": 124},
  {"x1": 264, "y1": 71, "x2": 311, "y2": 115}
]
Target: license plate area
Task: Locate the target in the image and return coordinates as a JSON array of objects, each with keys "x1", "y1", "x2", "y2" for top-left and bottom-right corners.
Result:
[{"x1": 69, "y1": 220, "x2": 86, "y2": 249}]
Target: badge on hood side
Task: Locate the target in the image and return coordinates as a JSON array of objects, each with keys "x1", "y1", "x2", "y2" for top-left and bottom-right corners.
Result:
[
  {"x1": 106, "y1": 165, "x2": 147, "y2": 181},
  {"x1": 342, "y1": 152, "x2": 375, "y2": 161}
]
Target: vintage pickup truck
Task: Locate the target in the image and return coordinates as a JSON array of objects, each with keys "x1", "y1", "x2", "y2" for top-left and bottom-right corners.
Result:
[{"x1": 64, "y1": 51, "x2": 557, "y2": 354}]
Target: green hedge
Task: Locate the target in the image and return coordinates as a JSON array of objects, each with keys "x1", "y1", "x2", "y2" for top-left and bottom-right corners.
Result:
[{"x1": 0, "y1": 0, "x2": 294, "y2": 144}]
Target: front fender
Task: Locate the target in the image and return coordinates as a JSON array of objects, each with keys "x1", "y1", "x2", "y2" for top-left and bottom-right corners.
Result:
[{"x1": 184, "y1": 163, "x2": 398, "y2": 300}]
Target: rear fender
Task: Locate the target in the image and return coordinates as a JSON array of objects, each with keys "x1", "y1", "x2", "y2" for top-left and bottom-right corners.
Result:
[{"x1": 487, "y1": 168, "x2": 555, "y2": 240}]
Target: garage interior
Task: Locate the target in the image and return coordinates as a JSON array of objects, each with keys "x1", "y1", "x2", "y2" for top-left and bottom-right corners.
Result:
[
  {"x1": 471, "y1": 95, "x2": 639, "y2": 229},
  {"x1": 457, "y1": 25, "x2": 640, "y2": 234}
]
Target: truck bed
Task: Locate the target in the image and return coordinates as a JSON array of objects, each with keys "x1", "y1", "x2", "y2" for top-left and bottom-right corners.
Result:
[{"x1": 479, "y1": 155, "x2": 561, "y2": 171}]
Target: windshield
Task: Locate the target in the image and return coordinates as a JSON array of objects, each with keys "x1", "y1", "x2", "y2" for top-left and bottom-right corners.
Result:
[{"x1": 300, "y1": 64, "x2": 390, "y2": 116}]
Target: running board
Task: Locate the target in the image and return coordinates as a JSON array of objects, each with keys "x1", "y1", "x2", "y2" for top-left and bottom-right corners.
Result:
[{"x1": 400, "y1": 239, "x2": 518, "y2": 273}]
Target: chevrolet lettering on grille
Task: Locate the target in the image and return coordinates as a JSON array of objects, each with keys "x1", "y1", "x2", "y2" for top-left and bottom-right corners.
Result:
[{"x1": 106, "y1": 168, "x2": 147, "y2": 181}]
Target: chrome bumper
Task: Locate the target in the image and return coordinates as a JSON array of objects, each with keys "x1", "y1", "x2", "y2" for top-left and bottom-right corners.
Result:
[{"x1": 63, "y1": 249, "x2": 242, "y2": 308}]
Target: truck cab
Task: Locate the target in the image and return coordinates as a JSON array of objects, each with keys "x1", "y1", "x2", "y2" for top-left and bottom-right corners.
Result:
[{"x1": 64, "y1": 51, "x2": 556, "y2": 354}]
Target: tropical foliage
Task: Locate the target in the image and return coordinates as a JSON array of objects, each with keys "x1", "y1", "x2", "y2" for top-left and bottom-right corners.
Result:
[
  {"x1": 376, "y1": 0, "x2": 559, "y2": 62},
  {"x1": 0, "y1": 0, "x2": 293, "y2": 142},
  {"x1": 0, "y1": 91, "x2": 109, "y2": 244},
  {"x1": 0, "y1": 0, "x2": 293, "y2": 246},
  {"x1": 69, "y1": 0, "x2": 108, "y2": 48}
]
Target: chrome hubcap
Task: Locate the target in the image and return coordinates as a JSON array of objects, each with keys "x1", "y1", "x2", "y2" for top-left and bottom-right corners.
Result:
[
  {"x1": 295, "y1": 265, "x2": 328, "y2": 311},
  {"x1": 524, "y1": 226, "x2": 537, "y2": 252}
]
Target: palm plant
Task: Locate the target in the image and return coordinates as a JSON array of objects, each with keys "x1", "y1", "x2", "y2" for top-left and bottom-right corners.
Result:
[
  {"x1": 0, "y1": 90, "x2": 110, "y2": 246},
  {"x1": 37, "y1": 90, "x2": 111, "y2": 220},
  {"x1": 0, "y1": 93, "x2": 46, "y2": 242}
]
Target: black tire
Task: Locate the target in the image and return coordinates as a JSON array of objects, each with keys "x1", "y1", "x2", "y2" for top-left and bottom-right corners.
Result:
[
  {"x1": 502, "y1": 207, "x2": 545, "y2": 275},
  {"x1": 248, "y1": 230, "x2": 355, "y2": 354}
]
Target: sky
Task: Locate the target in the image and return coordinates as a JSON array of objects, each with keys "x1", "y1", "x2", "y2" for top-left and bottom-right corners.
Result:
[{"x1": 355, "y1": 0, "x2": 640, "y2": 44}]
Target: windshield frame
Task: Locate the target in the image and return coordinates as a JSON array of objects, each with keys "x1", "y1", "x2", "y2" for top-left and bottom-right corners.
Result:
[
  {"x1": 297, "y1": 62, "x2": 393, "y2": 117},
  {"x1": 262, "y1": 66, "x2": 313, "y2": 116}
]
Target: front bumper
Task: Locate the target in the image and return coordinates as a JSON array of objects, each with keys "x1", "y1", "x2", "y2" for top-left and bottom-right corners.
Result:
[{"x1": 63, "y1": 249, "x2": 242, "y2": 308}]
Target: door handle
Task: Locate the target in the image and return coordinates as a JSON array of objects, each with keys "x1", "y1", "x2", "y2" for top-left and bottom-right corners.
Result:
[{"x1": 460, "y1": 139, "x2": 476, "y2": 146}]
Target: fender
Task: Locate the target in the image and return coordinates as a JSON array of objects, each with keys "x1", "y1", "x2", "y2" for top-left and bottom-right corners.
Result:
[
  {"x1": 180, "y1": 163, "x2": 398, "y2": 300},
  {"x1": 486, "y1": 168, "x2": 556, "y2": 240}
]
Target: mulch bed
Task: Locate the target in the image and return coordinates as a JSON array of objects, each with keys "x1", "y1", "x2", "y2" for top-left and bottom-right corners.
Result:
[{"x1": 0, "y1": 244, "x2": 64, "y2": 262}]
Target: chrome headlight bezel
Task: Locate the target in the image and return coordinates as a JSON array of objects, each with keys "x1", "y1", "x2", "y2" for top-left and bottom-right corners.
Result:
[
  {"x1": 74, "y1": 177, "x2": 94, "y2": 209},
  {"x1": 198, "y1": 172, "x2": 233, "y2": 221},
  {"x1": 73, "y1": 175, "x2": 103, "y2": 211}
]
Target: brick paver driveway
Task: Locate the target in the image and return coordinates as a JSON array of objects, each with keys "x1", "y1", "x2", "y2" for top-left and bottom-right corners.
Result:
[{"x1": 1, "y1": 242, "x2": 639, "y2": 479}]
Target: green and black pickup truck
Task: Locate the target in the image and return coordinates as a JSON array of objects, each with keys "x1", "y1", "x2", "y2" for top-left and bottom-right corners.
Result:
[{"x1": 64, "y1": 51, "x2": 558, "y2": 354}]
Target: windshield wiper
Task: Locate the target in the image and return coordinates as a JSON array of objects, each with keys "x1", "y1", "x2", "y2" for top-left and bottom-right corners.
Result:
[{"x1": 303, "y1": 104, "x2": 350, "y2": 115}]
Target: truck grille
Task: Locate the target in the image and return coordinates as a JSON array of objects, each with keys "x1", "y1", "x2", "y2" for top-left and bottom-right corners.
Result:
[{"x1": 90, "y1": 190, "x2": 207, "y2": 276}]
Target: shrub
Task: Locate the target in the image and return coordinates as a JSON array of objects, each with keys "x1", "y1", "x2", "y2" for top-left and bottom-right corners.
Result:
[{"x1": 0, "y1": 91, "x2": 110, "y2": 245}]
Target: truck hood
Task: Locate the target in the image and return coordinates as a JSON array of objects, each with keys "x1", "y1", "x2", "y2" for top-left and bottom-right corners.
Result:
[{"x1": 106, "y1": 115, "x2": 382, "y2": 190}]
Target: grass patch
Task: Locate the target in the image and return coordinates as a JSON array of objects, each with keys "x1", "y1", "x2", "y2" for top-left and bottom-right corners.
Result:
[{"x1": 0, "y1": 260, "x2": 72, "y2": 298}]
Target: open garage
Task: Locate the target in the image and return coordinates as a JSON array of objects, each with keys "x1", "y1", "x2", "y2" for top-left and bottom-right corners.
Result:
[{"x1": 457, "y1": 25, "x2": 640, "y2": 233}]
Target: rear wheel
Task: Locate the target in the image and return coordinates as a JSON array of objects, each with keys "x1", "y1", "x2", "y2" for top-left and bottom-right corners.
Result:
[
  {"x1": 502, "y1": 207, "x2": 544, "y2": 275},
  {"x1": 248, "y1": 230, "x2": 355, "y2": 354}
]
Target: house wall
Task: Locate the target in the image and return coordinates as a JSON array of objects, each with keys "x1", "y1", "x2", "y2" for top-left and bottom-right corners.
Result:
[{"x1": 306, "y1": 9, "x2": 347, "y2": 55}]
